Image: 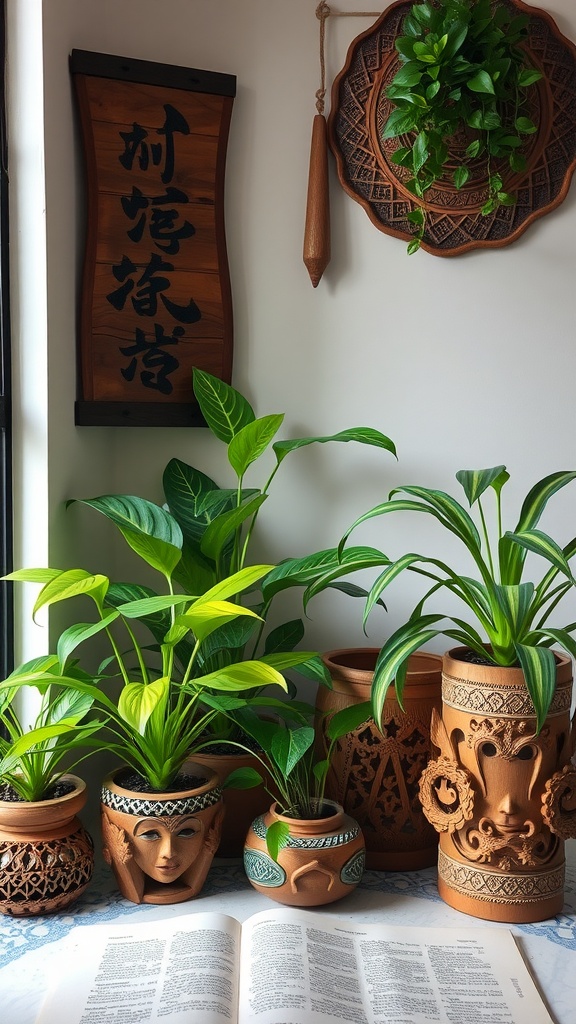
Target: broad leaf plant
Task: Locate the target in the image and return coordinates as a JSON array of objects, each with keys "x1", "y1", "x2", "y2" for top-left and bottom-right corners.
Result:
[{"x1": 304, "y1": 467, "x2": 576, "y2": 734}]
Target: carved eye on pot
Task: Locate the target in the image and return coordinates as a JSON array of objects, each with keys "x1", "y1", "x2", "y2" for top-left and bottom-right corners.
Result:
[
  {"x1": 481, "y1": 742, "x2": 497, "y2": 758},
  {"x1": 515, "y1": 745, "x2": 536, "y2": 762}
]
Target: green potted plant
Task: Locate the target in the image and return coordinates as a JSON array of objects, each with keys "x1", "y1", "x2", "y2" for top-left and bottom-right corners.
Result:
[
  {"x1": 3, "y1": 499, "x2": 309, "y2": 906},
  {"x1": 236, "y1": 699, "x2": 372, "y2": 907},
  {"x1": 0, "y1": 661, "x2": 102, "y2": 916},
  {"x1": 305, "y1": 465, "x2": 576, "y2": 921},
  {"x1": 383, "y1": 0, "x2": 542, "y2": 251},
  {"x1": 69, "y1": 369, "x2": 397, "y2": 853}
]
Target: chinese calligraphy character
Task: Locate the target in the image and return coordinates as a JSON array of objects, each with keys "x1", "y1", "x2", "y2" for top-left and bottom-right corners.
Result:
[
  {"x1": 121, "y1": 186, "x2": 195, "y2": 255},
  {"x1": 106, "y1": 253, "x2": 201, "y2": 325},
  {"x1": 120, "y1": 323, "x2": 184, "y2": 394},
  {"x1": 118, "y1": 104, "x2": 190, "y2": 184}
]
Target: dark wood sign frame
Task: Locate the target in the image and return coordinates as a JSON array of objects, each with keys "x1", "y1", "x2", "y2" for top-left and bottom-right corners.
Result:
[{"x1": 70, "y1": 50, "x2": 236, "y2": 426}]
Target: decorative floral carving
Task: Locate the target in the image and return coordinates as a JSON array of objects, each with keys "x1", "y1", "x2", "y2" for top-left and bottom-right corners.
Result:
[
  {"x1": 419, "y1": 757, "x2": 475, "y2": 833},
  {"x1": 542, "y1": 765, "x2": 576, "y2": 839}
]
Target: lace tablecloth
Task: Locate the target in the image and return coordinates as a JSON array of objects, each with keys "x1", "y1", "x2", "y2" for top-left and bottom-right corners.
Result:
[{"x1": 2, "y1": 845, "x2": 576, "y2": 1023}]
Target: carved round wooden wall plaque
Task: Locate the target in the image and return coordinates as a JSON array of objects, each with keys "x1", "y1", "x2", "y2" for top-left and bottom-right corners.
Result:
[{"x1": 328, "y1": 0, "x2": 576, "y2": 255}]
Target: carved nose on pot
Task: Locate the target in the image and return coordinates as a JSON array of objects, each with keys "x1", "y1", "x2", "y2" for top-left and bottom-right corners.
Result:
[
  {"x1": 496, "y1": 792, "x2": 524, "y2": 827},
  {"x1": 159, "y1": 835, "x2": 177, "y2": 863}
]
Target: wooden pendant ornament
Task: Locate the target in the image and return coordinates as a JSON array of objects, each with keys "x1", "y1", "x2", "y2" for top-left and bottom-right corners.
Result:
[{"x1": 303, "y1": 4, "x2": 332, "y2": 287}]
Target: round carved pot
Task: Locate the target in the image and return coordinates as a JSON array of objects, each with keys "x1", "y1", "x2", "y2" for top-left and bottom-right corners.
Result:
[
  {"x1": 194, "y1": 749, "x2": 271, "y2": 858},
  {"x1": 243, "y1": 800, "x2": 365, "y2": 907},
  {"x1": 419, "y1": 647, "x2": 576, "y2": 923},
  {"x1": 0, "y1": 773, "x2": 94, "y2": 917},
  {"x1": 318, "y1": 649, "x2": 442, "y2": 870},
  {"x1": 100, "y1": 760, "x2": 224, "y2": 905}
]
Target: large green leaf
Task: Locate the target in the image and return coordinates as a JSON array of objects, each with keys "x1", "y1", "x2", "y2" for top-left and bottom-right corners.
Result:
[
  {"x1": 177, "y1": 600, "x2": 262, "y2": 643},
  {"x1": 2, "y1": 568, "x2": 62, "y2": 585},
  {"x1": 506, "y1": 529, "x2": 576, "y2": 583},
  {"x1": 72, "y1": 495, "x2": 183, "y2": 578},
  {"x1": 200, "y1": 494, "x2": 267, "y2": 563},
  {"x1": 45, "y1": 687, "x2": 94, "y2": 726},
  {"x1": 262, "y1": 546, "x2": 388, "y2": 601},
  {"x1": 371, "y1": 616, "x2": 442, "y2": 724},
  {"x1": 325, "y1": 701, "x2": 372, "y2": 743},
  {"x1": 501, "y1": 472, "x2": 576, "y2": 583},
  {"x1": 171, "y1": 538, "x2": 218, "y2": 597},
  {"x1": 56, "y1": 613, "x2": 120, "y2": 671},
  {"x1": 263, "y1": 618, "x2": 304, "y2": 655},
  {"x1": 271, "y1": 726, "x2": 315, "y2": 776},
  {"x1": 196, "y1": 565, "x2": 274, "y2": 605},
  {"x1": 32, "y1": 570, "x2": 110, "y2": 619},
  {"x1": 162, "y1": 458, "x2": 221, "y2": 545},
  {"x1": 273, "y1": 427, "x2": 396, "y2": 466},
  {"x1": 391, "y1": 486, "x2": 482, "y2": 553},
  {"x1": 456, "y1": 466, "x2": 507, "y2": 506},
  {"x1": 514, "y1": 643, "x2": 556, "y2": 732},
  {"x1": 228, "y1": 415, "x2": 285, "y2": 478},
  {"x1": 118, "y1": 677, "x2": 169, "y2": 735},
  {"x1": 193, "y1": 368, "x2": 255, "y2": 442},
  {"x1": 191, "y1": 660, "x2": 288, "y2": 693},
  {"x1": 494, "y1": 584, "x2": 533, "y2": 637}
]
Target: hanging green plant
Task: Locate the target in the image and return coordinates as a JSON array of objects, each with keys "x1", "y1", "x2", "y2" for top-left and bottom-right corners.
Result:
[{"x1": 383, "y1": 0, "x2": 543, "y2": 252}]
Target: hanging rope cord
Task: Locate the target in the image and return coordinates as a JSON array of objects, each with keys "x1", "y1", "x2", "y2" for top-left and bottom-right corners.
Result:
[{"x1": 315, "y1": 3, "x2": 381, "y2": 115}]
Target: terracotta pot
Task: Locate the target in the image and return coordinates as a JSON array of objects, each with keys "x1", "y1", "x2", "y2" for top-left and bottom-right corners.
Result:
[
  {"x1": 419, "y1": 647, "x2": 576, "y2": 923},
  {"x1": 0, "y1": 773, "x2": 94, "y2": 917},
  {"x1": 243, "y1": 799, "x2": 365, "y2": 907},
  {"x1": 318, "y1": 648, "x2": 442, "y2": 870},
  {"x1": 100, "y1": 760, "x2": 224, "y2": 905},
  {"x1": 193, "y1": 749, "x2": 271, "y2": 858}
]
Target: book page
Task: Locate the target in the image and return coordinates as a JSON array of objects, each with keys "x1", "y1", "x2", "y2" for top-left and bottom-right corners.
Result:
[
  {"x1": 238, "y1": 907, "x2": 553, "y2": 1024},
  {"x1": 36, "y1": 912, "x2": 242, "y2": 1024}
]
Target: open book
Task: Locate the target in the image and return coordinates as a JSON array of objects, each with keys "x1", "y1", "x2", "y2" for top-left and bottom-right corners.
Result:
[{"x1": 36, "y1": 906, "x2": 552, "y2": 1024}]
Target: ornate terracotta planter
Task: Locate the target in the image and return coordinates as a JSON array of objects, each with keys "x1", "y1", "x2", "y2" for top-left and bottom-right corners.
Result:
[
  {"x1": 419, "y1": 647, "x2": 576, "y2": 923},
  {"x1": 193, "y1": 749, "x2": 270, "y2": 858},
  {"x1": 243, "y1": 800, "x2": 365, "y2": 907},
  {"x1": 0, "y1": 774, "x2": 94, "y2": 917},
  {"x1": 100, "y1": 761, "x2": 224, "y2": 905},
  {"x1": 318, "y1": 649, "x2": 442, "y2": 870}
]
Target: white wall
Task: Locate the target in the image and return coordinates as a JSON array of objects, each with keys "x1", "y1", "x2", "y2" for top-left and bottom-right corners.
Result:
[{"x1": 9, "y1": 0, "x2": 576, "y2": 669}]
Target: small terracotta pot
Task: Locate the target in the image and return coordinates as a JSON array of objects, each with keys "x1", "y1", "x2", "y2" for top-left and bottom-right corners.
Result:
[
  {"x1": 243, "y1": 799, "x2": 365, "y2": 907},
  {"x1": 318, "y1": 648, "x2": 442, "y2": 870},
  {"x1": 100, "y1": 761, "x2": 224, "y2": 905},
  {"x1": 194, "y1": 749, "x2": 271, "y2": 858},
  {"x1": 419, "y1": 647, "x2": 576, "y2": 923},
  {"x1": 0, "y1": 773, "x2": 94, "y2": 917}
]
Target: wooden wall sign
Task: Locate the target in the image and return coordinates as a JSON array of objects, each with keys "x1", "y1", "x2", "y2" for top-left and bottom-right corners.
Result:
[
  {"x1": 329, "y1": 0, "x2": 576, "y2": 256},
  {"x1": 70, "y1": 50, "x2": 236, "y2": 426}
]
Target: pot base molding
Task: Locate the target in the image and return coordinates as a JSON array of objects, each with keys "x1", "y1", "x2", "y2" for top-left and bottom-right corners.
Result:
[{"x1": 438, "y1": 848, "x2": 565, "y2": 924}]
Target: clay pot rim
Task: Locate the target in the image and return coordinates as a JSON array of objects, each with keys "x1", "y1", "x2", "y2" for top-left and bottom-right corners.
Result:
[
  {"x1": 104, "y1": 760, "x2": 220, "y2": 800},
  {"x1": 0, "y1": 772, "x2": 86, "y2": 809},
  {"x1": 322, "y1": 647, "x2": 442, "y2": 683},
  {"x1": 269, "y1": 798, "x2": 344, "y2": 828},
  {"x1": 444, "y1": 645, "x2": 572, "y2": 684}
]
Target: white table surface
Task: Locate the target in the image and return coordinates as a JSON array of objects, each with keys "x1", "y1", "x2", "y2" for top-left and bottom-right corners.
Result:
[{"x1": 2, "y1": 843, "x2": 576, "y2": 1024}]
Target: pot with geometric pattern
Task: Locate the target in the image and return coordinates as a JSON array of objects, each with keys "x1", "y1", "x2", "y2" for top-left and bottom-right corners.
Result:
[
  {"x1": 0, "y1": 773, "x2": 94, "y2": 917},
  {"x1": 318, "y1": 649, "x2": 442, "y2": 870},
  {"x1": 100, "y1": 760, "x2": 224, "y2": 905},
  {"x1": 419, "y1": 647, "x2": 576, "y2": 923},
  {"x1": 243, "y1": 799, "x2": 365, "y2": 907}
]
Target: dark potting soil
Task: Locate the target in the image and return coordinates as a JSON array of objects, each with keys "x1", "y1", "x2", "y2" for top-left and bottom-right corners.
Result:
[
  {"x1": 113, "y1": 767, "x2": 206, "y2": 794},
  {"x1": 0, "y1": 779, "x2": 76, "y2": 802},
  {"x1": 458, "y1": 648, "x2": 498, "y2": 667}
]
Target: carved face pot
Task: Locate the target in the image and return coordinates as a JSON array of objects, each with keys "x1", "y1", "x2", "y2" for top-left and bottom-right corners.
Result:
[
  {"x1": 419, "y1": 648, "x2": 576, "y2": 923},
  {"x1": 101, "y1": 762, "x2": 224, "y2": 905}
]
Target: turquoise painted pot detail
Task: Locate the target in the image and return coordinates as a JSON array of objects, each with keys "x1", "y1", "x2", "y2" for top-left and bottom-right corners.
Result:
[
  {"x1": 243, "y1": 848, "x2": 287, "y2": 888},
  {"x1": 341, "y1": 849, "x2": 366, "y2": 885}
]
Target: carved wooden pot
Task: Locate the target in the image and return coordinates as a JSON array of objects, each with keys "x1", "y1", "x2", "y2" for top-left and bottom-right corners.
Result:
[
  {"x1": 193, "y1": 749, "x2": 270, "y2": 858},
  {"x1": 318, "y1": 649, "x2": 442, "y2": 870},
  {"x1": 100, "y1": 761, "x2": 224, "y2": 905},
  {"x1": 243, "y1": 800, "x2": 365, "y2": 907},
  {"x1": 0, "y1": 774, "x2": 94, "y2": 917},
  {"x1": 419, "y1": 647, "x2": 576, "y2": 923}
]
